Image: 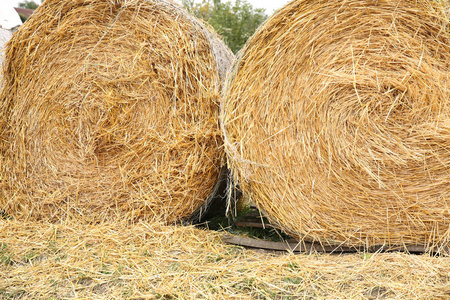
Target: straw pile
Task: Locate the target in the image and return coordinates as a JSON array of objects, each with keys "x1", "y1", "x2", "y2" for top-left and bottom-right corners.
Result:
[
  {"x1": 1, "y1": 219, "x2": 450, "y2": 299},
  {"x1": 0, "y1": 0, "x2": 233, "y2": 223},
  {"x1": 222, "y1": 0, "x2": 450, "y2": 249}
]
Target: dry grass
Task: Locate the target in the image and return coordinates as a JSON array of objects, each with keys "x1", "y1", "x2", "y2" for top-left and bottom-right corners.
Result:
[
  {"x1": 222, "y1": 0, "x2": 450, "y2": 249},
  {"x1": 0, "y1": 219, "x2": 449, "y2": 299},
  {"x1": 0, "y1": 0, "x2": 233, "y2": 223}
]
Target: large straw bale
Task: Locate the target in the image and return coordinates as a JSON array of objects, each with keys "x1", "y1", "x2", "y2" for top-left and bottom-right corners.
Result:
[
  {"x1": 0, "y1": 0, "x2": 233, "y2": 223},
  {"x1": 222, "y1": 0, "x2": 450, "y2": 249}
]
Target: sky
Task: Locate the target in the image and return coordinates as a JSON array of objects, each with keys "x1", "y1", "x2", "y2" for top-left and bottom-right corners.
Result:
[
  {"x1": 174, "y1": 0, "x2": 291, "y2": 14},
  {"x1": 0, "y1": 0, "x2": 23, "y2": 29},
  {"x1": 183, "y1": 0, "x2": 292, "y2": 14},
  {"x1": 0, "y1": 0, "x2": 292, "y2": 29},
  {"x1": 234, "y1": 0, "x2": 291, "y2": 14}
]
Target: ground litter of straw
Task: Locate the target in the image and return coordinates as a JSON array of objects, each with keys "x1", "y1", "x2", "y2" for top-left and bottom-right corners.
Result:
[{"x1": 1, "y1": 220, "x2": 450, "y2": 299}]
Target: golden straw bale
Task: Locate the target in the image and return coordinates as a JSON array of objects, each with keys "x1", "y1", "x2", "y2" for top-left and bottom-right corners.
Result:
[
  {"x1": 222, "y1": 0, "x2": 450, "y2": 249},
  {"x1": 0, "y1": 0, "x2": 233, "y2": 223}
]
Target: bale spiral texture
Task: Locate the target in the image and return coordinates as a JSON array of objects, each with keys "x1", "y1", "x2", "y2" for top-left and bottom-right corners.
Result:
[
  {"x1": 0, "y1": 0, "x2": 233, "y2": 223},
  {"x1": 222, "y1": 0, "x2": 450, "y2": 248}
]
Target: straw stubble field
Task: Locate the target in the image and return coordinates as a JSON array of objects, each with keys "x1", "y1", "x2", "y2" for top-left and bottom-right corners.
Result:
[{"x1": 1, "y1": 219, "x2": 450, "y2": 299}]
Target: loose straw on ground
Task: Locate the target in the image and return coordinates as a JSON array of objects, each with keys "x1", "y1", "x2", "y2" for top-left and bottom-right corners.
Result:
[
  {"x1": 222, "y1": 0, "x2": 450, "y2": 249},
  {"x1": 0, "y1": 0, "x2": 233, "y2": 223},
  {"x1": 1, "y1": 219, "x2": 449, "y2": 299}
]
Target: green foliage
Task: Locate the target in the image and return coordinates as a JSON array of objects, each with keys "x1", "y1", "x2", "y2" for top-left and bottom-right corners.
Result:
[
  {"x1": 0, "y1": 289, "x2": 26, "y2": 299},
  {"x1": 18, "y1": 0, "x2": 39, "y2": 10},
  {"x1": 0, "y1": 243, "x2": 13, "y2": 265},
  {"x1": 18, "y1": 0, "x2": 40, "y2": 23},
  {"x1": 183, "y1": 0, "x2": 268, "y2": 54},
  {"x1": 18, "y1": 13, "x2": 27, "y2": 24}
]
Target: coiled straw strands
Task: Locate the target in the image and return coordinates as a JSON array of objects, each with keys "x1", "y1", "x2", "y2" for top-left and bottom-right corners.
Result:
[
  {"x1": 222, "y1": 0, "x2": 450, "y2": 249},
  {"x1": 0, "y1": 0, "x2": 233, "y2": 223}
]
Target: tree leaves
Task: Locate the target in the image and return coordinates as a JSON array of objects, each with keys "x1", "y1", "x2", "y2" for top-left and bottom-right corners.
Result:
[{"x1": 183, "y1": 0, "x2": 268, "y2": 54}]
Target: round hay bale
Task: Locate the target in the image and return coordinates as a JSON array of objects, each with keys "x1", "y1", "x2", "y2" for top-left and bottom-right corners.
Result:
[
  {"x1": 0, "y1": 0, "x2": 233, "y2": 223},
  {"x1": 222, "y1": 0, "x2": 450, "y2": 248}
]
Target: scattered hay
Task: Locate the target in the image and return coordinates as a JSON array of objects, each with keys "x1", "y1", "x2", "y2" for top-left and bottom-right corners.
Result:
[
  {"x1": 222, "y1": 0, "x2": 450, "y2": 249},
  {"x1": 0, "y1": 0, "x2": 233, "y2": 223},
  {"x1": 1, "y1": 219, "x2": 449, "y2": 299}
]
